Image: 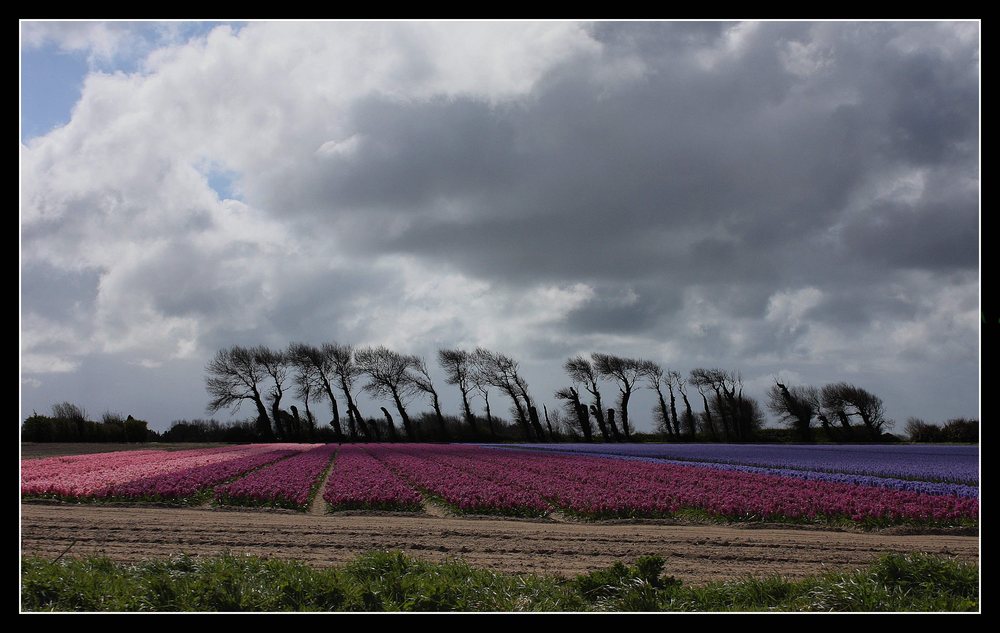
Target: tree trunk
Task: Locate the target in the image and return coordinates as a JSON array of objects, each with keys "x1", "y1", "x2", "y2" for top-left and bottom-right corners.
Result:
[
  {"x1": 461, "y1": 389, "x2": 476, "y2": 434},
  {"x1": 607, "y1": 409, "x2": 620, "y2": 442},
  {"x1": 251, "y1": 388, "x2": 274, "y2": 439},
  {"x1": 619, "y1": 389, "x2": 632, "y2": 440},
  {"x1": 506, "y1": 387, "x2": 532, "y2": 440},
  {"x1": 391, "y1": 390, "x2": 415, "y2": 440},
  {"x1": 541, "y1": 406, "x2": 555, "y2": 439},
  {"x1": 653, "y1": 385, "x2": 672, "y2": 438},
  {"x1": 483, "y1": 393, "x2": 495, "y2": 438},
  {"x1": 590, "y1": 404, "x2": 610, "y2": 441},
  {"x1": 339, "y1": 376, "x2": 368, "y2": 440},
  {"x1": 380, "y1": 407, "x2": 398, "y2": 441},
  {"x1": 271, "y1": 397, "x2": 285, "y2": 440},
  {"x1": 680, "y1": 391, "x2": 695, "y2": 438},
  {"x1": 320, "y1": 377, "x2": 344, "y2": 442},
  {"x1": 701, "y1": 393, "x2": 716, "y2": 441},
  {"x1": 668, "y1": 386, "x2": 679, "y2": 436},
  {"x1": 432, "y1": 391, "x2": 448, "y2": 439},
  {"x1": 527, "y1": 404, "x2": 546, "y2": 441},
  {"x1": 576, "y1": 403, "x2": 593, "y2": 442}
]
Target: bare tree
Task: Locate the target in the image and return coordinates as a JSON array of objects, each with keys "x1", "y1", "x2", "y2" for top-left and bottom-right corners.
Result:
[
  {"x1": 379, "y1": 406, "x2": 399, "y2": 441},
  {"x1": 821, "y1": 383, "x2": 889, "y2": 439},
  {"x1": 473, "y1": 348, "x2": 536, "y2": 440},
  {"x1": 555, "y1": 386, "x2": 593, "y2": 441},
  {"x1": 674, "y1": 373, "x2": 696, "y2": 438},
  {"x1": 409, "y1": 355, "x2": 448, "y2": 438},
  {"x1": 254, "y1": 346, "x2": 290, "y2": 439},
  {"x1": 471, "y1": 372, "x2": 496, "y2": 438},
  {"x1": 205, "y1": 346, "x2": 274, "y2": 438},
  {"x1": 514, "y1": 373, "x2": 547, "y2": 440},
  {"x1": 592, "y1": 353, "x2": 645, "y2": 440},
  {"x1": 689, "y1": 369, "x2": 718, "y2": 440},
  {"x1": 640, "y1": 361, "x2": 673, "y2": 438},
  {"x1": 564, "y1": 355, "x2": 615, "y2": 441},
  {"x1": 767, "y1": 380, "x2": 819, "y2": 442},
  {"x1": 325, "y1": 343, "x2": 370, "y2": 440},
  {"x1": 689, "y1": 368, "x2": 754, "y2": 441},
  {"x1": 291, "y1": 360, "x2": 323, "y2": 438},
  {"x1": 439, "y1": 349, "x2": 477, "y2": 434},
  {"x1": 356, "y1": 345, "x2": 420, "y2": 440},
  {"x1": 287, "y1": 343, "x2": 344, "y2": 441},
  {"x1": 821, "y1": 382, "x2": 856, "y2": 433}
]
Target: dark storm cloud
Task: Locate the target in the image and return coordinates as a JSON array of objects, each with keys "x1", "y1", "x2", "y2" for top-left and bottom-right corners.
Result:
[
  {"x1": 841, "y1": 193, "x2": 978, "y2": 271},
  {"x1": 271, "y1": 21, "x2": 976, "y2": 301},
  {"x1": 562, "y1": 286, "x2": 667, "y2": 335}
]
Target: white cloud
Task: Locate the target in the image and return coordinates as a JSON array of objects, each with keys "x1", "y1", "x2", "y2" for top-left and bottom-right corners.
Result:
[{"x1": 20, "y1": 22, "x2": 607, "y2": 376}]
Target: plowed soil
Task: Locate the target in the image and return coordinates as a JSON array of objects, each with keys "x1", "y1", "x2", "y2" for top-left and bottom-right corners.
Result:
[{"x1": 20, "y1": 504, "x2": 979, "y2": 583}]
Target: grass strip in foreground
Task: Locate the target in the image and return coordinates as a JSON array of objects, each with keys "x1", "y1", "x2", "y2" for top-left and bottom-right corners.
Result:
[{"x1": 21, "y1": 551, "x2": 978, "y2": 612}]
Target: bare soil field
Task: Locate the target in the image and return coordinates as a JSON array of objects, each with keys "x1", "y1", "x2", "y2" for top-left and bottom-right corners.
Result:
[
  {"x1": 20, "y1": 504, "x2": 978, "y2": 584},
  {"x1": 21, "y1": 443, "x2": 230, "y2": 459}
]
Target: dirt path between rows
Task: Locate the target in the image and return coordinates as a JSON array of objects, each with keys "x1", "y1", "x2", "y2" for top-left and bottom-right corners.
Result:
[{"x1": 20, "y1": 504, "x2": 979, "y2": 584}]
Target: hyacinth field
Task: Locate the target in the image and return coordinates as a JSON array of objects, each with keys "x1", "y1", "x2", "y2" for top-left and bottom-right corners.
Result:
[{"x1": 21, "y1": 443, "x2": 978, "y2": 527}]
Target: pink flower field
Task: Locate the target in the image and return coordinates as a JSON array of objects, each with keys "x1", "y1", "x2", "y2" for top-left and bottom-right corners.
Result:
[
  {"x1": 21, "y1": 444, "x2": 315, "y2": 502},
  {"x1": 216, "y1": 444, "x2": 338, "y2": 509},
  {"x1": 20, "y1": 443, "x2": 978, "y2": 525},
  {"x1": 323, "y1": 445, "x2": 422, "y2": 511}
]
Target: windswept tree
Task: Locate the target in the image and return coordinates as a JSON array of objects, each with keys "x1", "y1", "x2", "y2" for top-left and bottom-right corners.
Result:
[
  {"x1": 473, "y1": 348, "x2": 535, "y2": 440},
  {"x1": 848, "y1": 386, "x2": 889, "y2": 439},
  {"x1": 821, "y1": 383, "x2": 853, "y2": 432},
  {"x1": 564, "y1": 355, "x2": 615, "y2": 441},
  {"x1": 689, "y1": 368, "x2": 754, "y2": 441},
  {"x1": 513, "y1": 373, "x2": 546, "y2": 440},
  {"x1": 409, "y1": 355, "x2": 448, "y2": 438},
  {"x1": 291, "y1": 360, "x2": 323, "y2": 437},
  {"x1": 438, "y1": 349, "x2": 477, "y2": 433},
  {"x1": 641, "y1": 361, "x2": 676, "y2": 438},
  {"x1": 288, "y1": 343, "x2": 344, "y2": 441},
  {"x1": 471, "y1": 370, "x2": 496, "y2": 438},
  {"x1": 326, "y1": 343, "x2": 370, "y2": 440},
  {"x1": 593, "y1": 353, "x2": 645, "y2": 440},
  {"x1": 767, "y1": 381, "x2": 819, "y2": 442},
  {"x1": 205, "y1": 345, "x2": 274, "y2": 438},
  {"x1": 379, "y1": 407, "x2": 399, "y2": 441},
  {"x1": 689, "y1": 369, "x2": 718, "y2": 440},
  {"x1": 674, "y1": 373, "x2": 696, "y2": 438},
  {"x1": 821, "y1": 382, "x2": 889, "y2": 440},
  {"x1": 555, "y1": 386, "x2": 593, "y2": 442},
  {"x1": 254, "y1": 346, "x2": 289, "y2": 439},
  {"x1": 356, "y1": 346, "x2": 420, "y2": 440}
]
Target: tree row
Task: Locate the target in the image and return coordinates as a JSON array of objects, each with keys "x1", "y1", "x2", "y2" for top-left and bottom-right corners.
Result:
[{"x1": 205, "y1": 343, "x2": 895, "y2": 443}]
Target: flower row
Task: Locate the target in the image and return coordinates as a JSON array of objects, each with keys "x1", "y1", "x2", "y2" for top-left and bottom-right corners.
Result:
[
  {"x1": 322, "y1": 445, "x2": 423, "y2": 511},
  {"x1": 216, "y1": 444, "x2": 338, "y2": 509}
]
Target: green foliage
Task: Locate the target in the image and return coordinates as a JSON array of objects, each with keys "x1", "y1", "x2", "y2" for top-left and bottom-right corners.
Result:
[
  {"x1": 20, "y1": 551, "x2": 977, "y2": 612},
  {"x1": 22, "y1": 406, "x2": 159, "y2": 443}
]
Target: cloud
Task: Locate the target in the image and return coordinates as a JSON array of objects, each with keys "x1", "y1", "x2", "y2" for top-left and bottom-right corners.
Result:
[
  {"x1": 20, "y1": 22, "x2": 979, "y2": 429},
  {"x1": 21, "y1": 21, "x2": 134, "y2": 61}
]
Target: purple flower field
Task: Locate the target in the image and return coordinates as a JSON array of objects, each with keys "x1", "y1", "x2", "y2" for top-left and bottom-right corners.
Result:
[{"x1": 489, "y1": 443, "x2": 979, "y2": 487}]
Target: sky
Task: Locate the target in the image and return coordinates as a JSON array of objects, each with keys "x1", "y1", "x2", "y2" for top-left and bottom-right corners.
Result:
[{"x1": 20, "y1": 20, "x2": 980, "y2": 434}]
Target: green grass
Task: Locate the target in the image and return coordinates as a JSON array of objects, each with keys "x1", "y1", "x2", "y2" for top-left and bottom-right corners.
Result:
[{"x1": 21, "y1": 551, "x2": 978, "y2": 612}]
